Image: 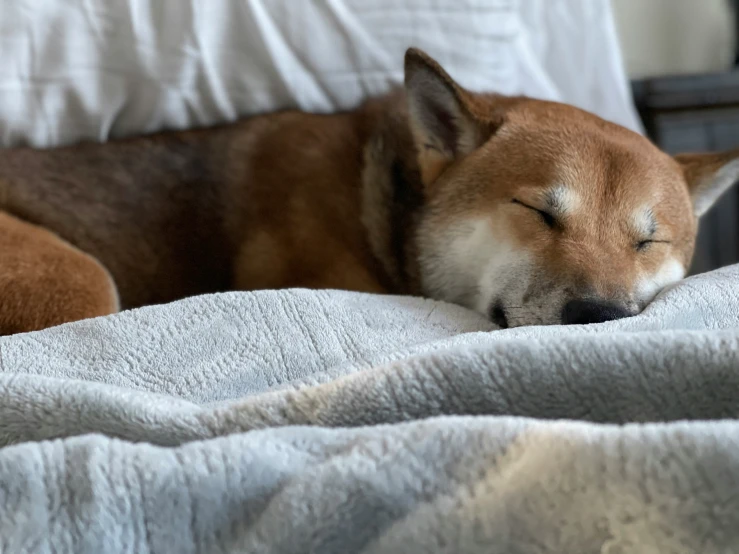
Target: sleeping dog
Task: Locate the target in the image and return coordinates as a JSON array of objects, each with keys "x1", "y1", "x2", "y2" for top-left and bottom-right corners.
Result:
[{"x1": 0, "y1": 48, "x2": 737, "y2": 334}]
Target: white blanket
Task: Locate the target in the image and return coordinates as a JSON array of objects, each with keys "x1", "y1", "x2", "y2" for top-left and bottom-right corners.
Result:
[{"x1": 2, "y1": 266, "x2": 739, "y2": 552}]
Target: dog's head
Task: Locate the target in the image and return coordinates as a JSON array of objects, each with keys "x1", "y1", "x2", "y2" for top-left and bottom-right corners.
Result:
[{"x1": 405, "y1": 48, "x2": 739, "y2": 327}]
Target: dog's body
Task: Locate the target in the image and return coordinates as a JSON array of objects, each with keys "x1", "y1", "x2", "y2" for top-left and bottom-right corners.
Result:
[
  {"x1": 0, "y1": 109, "x2": 391, "y2": 307},
  {"x1": 1, "y1": 49, "x2": 737, "y2": 334},
  {"x1": 0, "y1": 89, "x2": 420, "y2": 332}
]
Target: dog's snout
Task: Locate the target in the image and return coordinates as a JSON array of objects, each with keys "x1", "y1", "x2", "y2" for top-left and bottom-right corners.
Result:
[{"x1": 561, "y1": 299, "x2": 630, "y2": 325}]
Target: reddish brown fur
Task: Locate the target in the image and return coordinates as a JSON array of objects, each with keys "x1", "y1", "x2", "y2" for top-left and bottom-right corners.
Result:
[
  {"x1": 0, "y1": 212, "x2": 117, "y2": 335},
  {"x1": 425, "y1": 98, "x2": 697, "y2": 301},
  {"x1": 0, "y1": 48, "x2": 735, "y2": 333}
]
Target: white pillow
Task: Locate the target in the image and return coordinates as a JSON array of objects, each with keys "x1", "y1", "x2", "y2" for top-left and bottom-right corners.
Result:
[{"x1": 0, "y1": 0, "x2": 641, "y2": 147}]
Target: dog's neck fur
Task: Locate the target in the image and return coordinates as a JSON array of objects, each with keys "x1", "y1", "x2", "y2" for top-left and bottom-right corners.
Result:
[{"x1": 358, "y1": 91, "x2": 425, "y2": 295}]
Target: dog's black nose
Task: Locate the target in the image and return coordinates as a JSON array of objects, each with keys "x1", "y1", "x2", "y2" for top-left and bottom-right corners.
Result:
[{"x1": 561, "y1": 300, "x2": 630, "y2": 325}]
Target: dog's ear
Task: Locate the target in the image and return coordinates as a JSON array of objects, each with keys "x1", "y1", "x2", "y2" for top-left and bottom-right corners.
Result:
[
  {"x1": 404, "y1": 48, "x2": 497, "y2": 185},
  {"x1": 675, "y1": 149, "x2": 739, "y2": 217}
]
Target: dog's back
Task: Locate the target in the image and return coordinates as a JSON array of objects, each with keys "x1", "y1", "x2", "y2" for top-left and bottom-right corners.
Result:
[
  {"x1": 0, "y1": 125, "x2": 243, "y2": 307},
  {"x1": 0, "y1": 103, "x2": 394, "y2": 309}
]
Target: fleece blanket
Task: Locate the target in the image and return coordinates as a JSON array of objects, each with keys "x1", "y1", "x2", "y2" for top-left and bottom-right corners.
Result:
[{"x1": 1, "y1": 265, "x2": 739, "y2": 553}]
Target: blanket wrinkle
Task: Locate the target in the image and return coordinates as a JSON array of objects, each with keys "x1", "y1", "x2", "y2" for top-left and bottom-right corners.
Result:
[{"x1": 2, "y1": 265, "x2": 739, "y2": 551}]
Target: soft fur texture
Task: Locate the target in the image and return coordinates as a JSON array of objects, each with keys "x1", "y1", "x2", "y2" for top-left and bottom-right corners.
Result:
[
  {"x1": 1, "y1": 48, "x2": 739, "y2": 334},
  {"x1": 0, "y1": 212, "x2": 118, "y2": 334},
  {"x1": 1, "y1": 265, "x2": 739, "y2": 551}
]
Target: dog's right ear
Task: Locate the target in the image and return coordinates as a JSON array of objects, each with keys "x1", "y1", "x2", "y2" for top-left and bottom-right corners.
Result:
[
  {"x1": 675, "y1": 148, "x2": 739, "y2": 217},
  {"x1": 404, "y1": 48, "x2": 497, "y2": 185}
]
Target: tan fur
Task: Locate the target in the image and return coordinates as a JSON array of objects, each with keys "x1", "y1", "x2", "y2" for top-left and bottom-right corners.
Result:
[
  {"x1": 0, "y1": 212, "x2": 117, "y2": 335},
  {"x1": 429, "y1": 99, "x2": 696, "y2": 300},
  {"x1": 0, "y1": 48, "x2": 736, "y2": 333}
]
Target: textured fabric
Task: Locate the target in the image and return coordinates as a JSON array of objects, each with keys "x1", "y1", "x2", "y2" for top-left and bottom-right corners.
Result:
[
  {"x1": 1, "y1": 265, "x2": 739, "y2": 551},
  {"x1": 0, "y1": 0, "x2": 641, "y2": 148}
]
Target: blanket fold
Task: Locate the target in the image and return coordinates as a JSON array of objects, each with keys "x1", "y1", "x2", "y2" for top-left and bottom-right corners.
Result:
[{"x1": 2, "y1": 265, "x2": 739, "y2": 552}]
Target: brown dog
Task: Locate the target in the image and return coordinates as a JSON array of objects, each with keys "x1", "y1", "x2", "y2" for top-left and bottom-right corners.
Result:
[{"x1": 0, "y1": 48, "x2": 737, "y2": 334}]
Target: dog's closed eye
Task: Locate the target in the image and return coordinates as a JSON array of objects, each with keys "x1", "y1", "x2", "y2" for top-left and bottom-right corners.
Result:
[
  {"x1": 636, "y1": 240, "x2": 652, "y2": 252},
  {"x1": 512, "y1": 199, "x2": 557, "y2": 229},
  {"x1": 635, "y1": 239, "x2": 671, "y2": 252}
]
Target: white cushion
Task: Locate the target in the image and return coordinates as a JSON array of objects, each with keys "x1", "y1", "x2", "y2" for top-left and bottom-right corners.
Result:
[{"x1": 0, "y1": 0, "x2": 641, "y2": 147}]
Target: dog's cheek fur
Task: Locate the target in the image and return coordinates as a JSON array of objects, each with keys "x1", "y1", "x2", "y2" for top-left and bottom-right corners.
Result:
[
  {"x1": 634, "y1": 257, "x2": 686, "y2": 307},
  {"x1": 417, "y1": 216, "x2": 511, "y2": 310},
  {"x1": 416, "y1": 215, "x2": 555, "y2": 324}
]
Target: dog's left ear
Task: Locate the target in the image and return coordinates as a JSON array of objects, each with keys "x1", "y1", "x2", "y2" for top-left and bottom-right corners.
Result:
[
  {"x1": 404, "y1": 48, "x2": 498, "y2": 185},
  {"x1": 675, "y1": 148, "x2": 739, "y2": 217}
]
